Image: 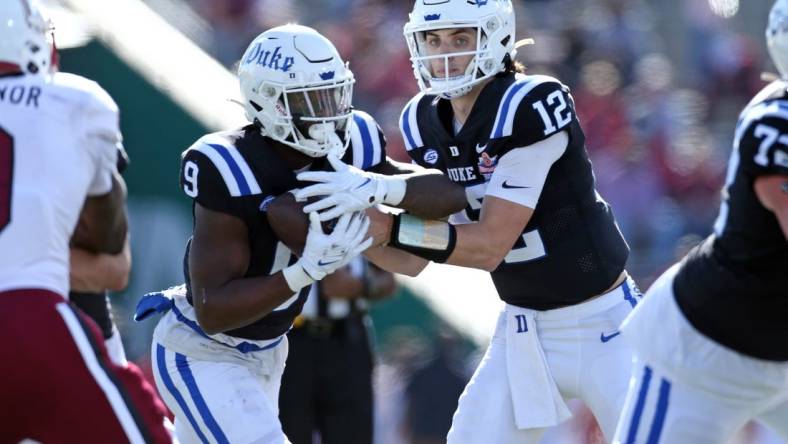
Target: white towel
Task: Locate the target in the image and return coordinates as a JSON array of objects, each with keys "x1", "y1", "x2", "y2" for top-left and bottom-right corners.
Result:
[{"x1": 505, "y1": 305, "x2": 572, "y2": 429}]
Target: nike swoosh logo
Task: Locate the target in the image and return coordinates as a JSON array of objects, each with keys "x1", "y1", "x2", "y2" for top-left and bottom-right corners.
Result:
[
  {"x1": 502, "y1": 181, "x2": 531, "y2": 189},
  {"x1": 317, "y1": 259, "x2": 340, "y2": 266},
  {"x1": 354, "y1": 178, "x2": 371, "y2": 190},
  {"x1": 600, "y1": 331, "x2": 621, "y2": 343},
  {"x1": 475, "y1": 143, "x2": 487, "y2": 153}
]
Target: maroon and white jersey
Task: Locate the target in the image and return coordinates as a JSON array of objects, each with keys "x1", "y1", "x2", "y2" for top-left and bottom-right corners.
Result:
[{"x1": 0, "y1": 72, "x2": 121, "y2": 297}]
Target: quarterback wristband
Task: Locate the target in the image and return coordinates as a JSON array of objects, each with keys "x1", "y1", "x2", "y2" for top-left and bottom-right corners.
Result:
[
  {"x1": 389, "y1": 213, "x2": 457, "y2": 263},
  {"x1": 282, "y1": 263, "x2": 314, "y2": 292}
]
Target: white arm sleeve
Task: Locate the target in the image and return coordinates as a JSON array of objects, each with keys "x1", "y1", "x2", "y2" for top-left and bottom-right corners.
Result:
[
  {"x1": 84, "y1": 92, "x2": 122, "y2": 197},
  {"x1": 486, "y1": 131, "x2": 568, "y2": 208}
]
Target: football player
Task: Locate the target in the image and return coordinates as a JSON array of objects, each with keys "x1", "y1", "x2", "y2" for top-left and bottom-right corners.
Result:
[
  {"x1": 611, "y1": 2, "x2": 788, "y2": 443},
  {"x1": 0, "y1": 0, "x2": 172, "y2": 442},
  {"x1": 295, "y1": 1, "x2": 641, "y2": 443},
  {"x1": 140, "y1": 24, "x2": 465, "y2": 444},
  {"x1": 70, "y1": 147, "x2": 132, "y2": 367}
]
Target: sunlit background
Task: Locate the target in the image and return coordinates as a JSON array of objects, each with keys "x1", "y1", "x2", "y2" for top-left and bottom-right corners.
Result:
[{"x1": 43, "y1": 0, "x2": 783, "y2": 442}]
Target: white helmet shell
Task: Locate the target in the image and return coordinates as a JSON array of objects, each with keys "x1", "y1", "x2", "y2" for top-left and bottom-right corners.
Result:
[
  {"x1": 403, "y1": 0, "x2": 516, "y2": 99},
  {"x1": 0, "y1": 0, "x2": 53, "y2": 76},
  {"x1": 768, "y1": 0, "x2": 788, "y2": 79},
  {"x1": 238, "y1": 24, "x2": 355, "y2": 158}
]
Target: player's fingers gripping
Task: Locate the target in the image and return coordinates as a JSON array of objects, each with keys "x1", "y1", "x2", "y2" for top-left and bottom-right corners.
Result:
[
  {"x1": 302, "y1": 194, "x2": 339, "y2": 214},
  {"x1": 308, "y1": 211, "x2": 325, "y2": 235},
  {"x1": 297, "y1": 183, "x2": 343, "y2": 202},
  {"x1": 349, "y1": 214, "x2": 372, "y2": 253},
  {"x1": 326, "y1": 153, "x2": 350, "y2": 173},
  {"x1": 316, "y1": 201, "x2": 352, "y2": 222},
  {"x1": 330, "y1": 212, "x2": 353, "y2": 239},
  {"x1": 296, "y1": 171, "x2": 338, "y2": 186}
]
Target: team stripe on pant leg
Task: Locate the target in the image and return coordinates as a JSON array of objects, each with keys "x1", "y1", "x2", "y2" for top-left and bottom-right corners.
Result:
[
  {"x1": 55, "y1": 303, "x2": 147, "y2": 444},
  {"x1": 175, "y1": 353, "x2": 229, "y2": 444},
  {"x1": 155, "y1": 344, "x2": 210, "y2": 444},
  {"x1": 645, "y1": 378, "x2": 671, "y2": 444},
  {"x1": 625, "y1": 365, "x2": 653, "y2": 444}
]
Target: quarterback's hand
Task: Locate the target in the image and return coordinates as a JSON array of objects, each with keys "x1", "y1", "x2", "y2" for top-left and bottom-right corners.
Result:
[
  {"x1": 282, "y1": 211, "x2": 372, "y2": 291},
  {"x1": 295, "y1": 154, "x2": 404, "y2": 221}
]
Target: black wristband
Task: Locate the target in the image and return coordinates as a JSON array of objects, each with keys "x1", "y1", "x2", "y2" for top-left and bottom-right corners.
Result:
[{"x1": 389, "y1": 213, "x2": 457, "y2": 263}]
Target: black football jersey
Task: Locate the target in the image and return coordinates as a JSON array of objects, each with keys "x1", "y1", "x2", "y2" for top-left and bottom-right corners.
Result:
[
  {"x1": 400, "y1": 72, "x2": 629, "y2": 310},
  {"x1": 674, "y1": 80, "x2": 788, "y2": 361},
  {"x1": 179, "y1": 111, "x2": 387, "y2": 340}
]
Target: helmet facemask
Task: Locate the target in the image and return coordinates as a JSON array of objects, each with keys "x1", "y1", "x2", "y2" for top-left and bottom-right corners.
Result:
[
  {"x1": 252, "y1": 76, "x2": 354, "y2": 158},
  {"x1": 405, "y1": 16, "x2": 509, "y2": 99},
  {"x1": 238, "y1": 25, "x2": 356, "y2": 159}
]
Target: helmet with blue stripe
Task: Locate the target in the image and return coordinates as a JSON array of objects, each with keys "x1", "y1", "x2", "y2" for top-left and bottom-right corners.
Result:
[
  {"x1": 238, "y1": 24, "x2": 355, "y2": 158},
  {"x1": 403, "y1": 0, "x2": 516, "y2": 99}
]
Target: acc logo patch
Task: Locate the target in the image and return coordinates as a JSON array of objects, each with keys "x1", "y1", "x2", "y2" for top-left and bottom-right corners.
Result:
[{"x1": 423, "y1": 149, "x2": 439, "y2": 165}]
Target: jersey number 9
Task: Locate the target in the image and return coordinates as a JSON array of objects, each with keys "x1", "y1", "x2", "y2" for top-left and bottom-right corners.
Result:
[{"x1": 183, "y1": 160, "x2": 199, "y2": 198}]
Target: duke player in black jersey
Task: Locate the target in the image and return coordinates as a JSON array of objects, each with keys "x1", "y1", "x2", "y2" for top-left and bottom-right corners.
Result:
[
  {"x1": 296, "y1": 1, "x2": 641, "y2": 443},
  {"x1": 136, "y1": 25, "x2": 465, "y2": 444},
  {"x1": 612, "y1": 3, "x2": 788, "y2": 443}
]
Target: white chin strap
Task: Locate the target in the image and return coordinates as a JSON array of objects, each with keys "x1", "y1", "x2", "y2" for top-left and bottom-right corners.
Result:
[{"x1": 300, "y1": 122, "x2": 345, "y2": 157}]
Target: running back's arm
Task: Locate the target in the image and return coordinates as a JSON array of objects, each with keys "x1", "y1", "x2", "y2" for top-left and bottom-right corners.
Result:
[{"x1": 71, "y1": 171, "x2": 128, "y2": 254}]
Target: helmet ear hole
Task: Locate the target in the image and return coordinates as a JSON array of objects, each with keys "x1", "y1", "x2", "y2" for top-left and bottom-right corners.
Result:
[
  {"x1": 249, "y1": 100, "x2": 263, "y2": 112},
  {"x1": 501, "y1": 35, "x2": 511, "y2": 46}
]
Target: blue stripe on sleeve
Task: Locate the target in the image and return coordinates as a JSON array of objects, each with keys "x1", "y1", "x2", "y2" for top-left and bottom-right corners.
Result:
[
  {"x1": 353, "y1": 114, "x2": 374, "y2": 170},
  {"x1": 208, "y1": 143, "x2": 251, "y2": 196},
  {"x1": 175, "y1": 352, "x2": 230, "y2": 444},
  {"x1": 156, "y1": 344, "x2": 209, "y2": 444},
  {"x1": 401, "y1": 103, "x2": 417, "y2": 150},
  {"x1": 492, "y1": 81, "x2": 530, "y2": 138}
]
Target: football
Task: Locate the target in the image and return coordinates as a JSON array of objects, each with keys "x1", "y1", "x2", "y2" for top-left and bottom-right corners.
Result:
[
  {"x1": 266, "y1": 192, "x2": 339, "y2": 254},
  {"x1": 265, "y1": 192, "x2": 310, "y2": 254}
]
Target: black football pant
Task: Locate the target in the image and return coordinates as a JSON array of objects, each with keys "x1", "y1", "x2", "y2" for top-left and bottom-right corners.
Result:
[{"x1": 279, "y1": 315, "x2": 374, "y2": 444}]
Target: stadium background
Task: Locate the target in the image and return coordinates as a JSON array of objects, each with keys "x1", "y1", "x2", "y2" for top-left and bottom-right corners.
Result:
[{"x1": 45, "y1": 0, "x2": 782, "y2": 442}]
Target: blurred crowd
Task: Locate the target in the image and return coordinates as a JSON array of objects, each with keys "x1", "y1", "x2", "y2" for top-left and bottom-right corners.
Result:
[{"x1": 137, "y1": 0, "x2": 780, "y2": 442}]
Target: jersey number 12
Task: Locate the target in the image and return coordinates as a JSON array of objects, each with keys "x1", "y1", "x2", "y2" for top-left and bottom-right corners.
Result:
[{"x1": 533, "y1": 91, "x2": 572, "y2": 136}]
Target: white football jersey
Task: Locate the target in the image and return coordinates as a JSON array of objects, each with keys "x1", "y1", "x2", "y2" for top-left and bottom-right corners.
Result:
[{"x1": 0, "y1": 72, "x2": 121, "y2": 296}]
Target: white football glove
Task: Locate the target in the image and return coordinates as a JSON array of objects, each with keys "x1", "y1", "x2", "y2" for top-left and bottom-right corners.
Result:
[
  {"x1": 295, "y1": 154, "x2": 406, "y2": 221},
  {"x1": 282, "y1": 211, "x2": 373, "y2": 292}
]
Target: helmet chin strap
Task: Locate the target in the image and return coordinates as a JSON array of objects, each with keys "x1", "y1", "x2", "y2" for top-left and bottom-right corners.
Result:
[{"x1": 300, "y1": 122, "x2": 345, "y2": 157}]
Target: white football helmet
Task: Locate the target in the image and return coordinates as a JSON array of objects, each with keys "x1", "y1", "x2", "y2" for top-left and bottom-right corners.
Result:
[
  {"x1": 238, "y1": 24, "x2": 355, "y2": 158},
  {"x1": 403, "y1": 0, "x2": 516, "y2": 99},
  {"x1": 0, "y1": 0, "x2": 54, "y2": 76},
  {"x1": 767, "y1": 0, "x2": 788, "y2": 79}
]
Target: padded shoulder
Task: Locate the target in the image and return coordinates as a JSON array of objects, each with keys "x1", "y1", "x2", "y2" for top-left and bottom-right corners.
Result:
[
  {"x1": 399, "y1": 92, "x2": 430, "y2": 152},
  {"x1": 348, "y1": 109, "x2": 387, "y2": 170},
  {"x1": 489, "y1": 74, "x2": 573, "y2": 147}
]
